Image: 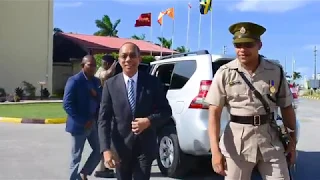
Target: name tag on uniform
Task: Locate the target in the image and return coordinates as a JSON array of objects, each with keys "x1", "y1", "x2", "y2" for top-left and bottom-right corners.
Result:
[{"x1": 228, "y1": 80, "x2": 241, "y2": 86}]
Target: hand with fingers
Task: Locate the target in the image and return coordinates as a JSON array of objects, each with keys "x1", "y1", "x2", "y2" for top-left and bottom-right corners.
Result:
[
  {"x1": 285, "y1": 139, "x2": 296, "y2": 166},
  {"x1": 103, "y1": 150, "x2": 120, "y2": 169},
  {"x1": 106, "y1": 61, "x2": 117, "y2": 76},
  {"x1": 212, "y1": 151, "x2": 227, "y2": 176},
  {"x1": 131, "y1": 118, "x2": 151, "y2": 135}
]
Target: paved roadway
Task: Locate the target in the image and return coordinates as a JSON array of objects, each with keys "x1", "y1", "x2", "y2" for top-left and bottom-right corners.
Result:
[{"x1": 0, "y1": 98, "x2": 320, "y2": 180}]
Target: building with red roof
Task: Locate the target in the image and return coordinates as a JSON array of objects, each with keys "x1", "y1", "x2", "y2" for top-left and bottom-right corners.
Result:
[
  {"x1": 52, "y1": 33, "x2": 175, "y2": 94},
  {"x1": 54, "y1": 32, "x2": 175, "y2": 62}
]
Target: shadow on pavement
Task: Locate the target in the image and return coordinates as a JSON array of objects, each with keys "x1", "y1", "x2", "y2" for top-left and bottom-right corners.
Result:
[
  {"x1": 293, "y1": 150, "x2": 320, "y2": 179},
  {"x1": 150, "y1": 150, "x2": 320, "y2": 179}
]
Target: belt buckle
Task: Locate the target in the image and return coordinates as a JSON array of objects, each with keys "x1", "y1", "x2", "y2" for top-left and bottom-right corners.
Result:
[{"x1": 253, "y1": 115, "x2": 261, "y2": 126}]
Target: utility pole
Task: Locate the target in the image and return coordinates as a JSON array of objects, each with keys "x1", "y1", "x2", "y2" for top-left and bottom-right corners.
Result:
[
  {"x1": 284, "y1": 56, "x2": 287, "y2": 75},
  {"x1": 223, "y1": 45, "x2": 227, "y2": 55},
  {"x1": 292, "y1": 56, "x2": 295, "y2": 79},
  {"x1": 314, "y1": 46, "x2": 317, "y2": 80}
]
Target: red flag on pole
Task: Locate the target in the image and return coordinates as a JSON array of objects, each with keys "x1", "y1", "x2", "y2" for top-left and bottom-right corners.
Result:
[{"x1": 134, "y1": 13, "x2": 152, "y2": 27}]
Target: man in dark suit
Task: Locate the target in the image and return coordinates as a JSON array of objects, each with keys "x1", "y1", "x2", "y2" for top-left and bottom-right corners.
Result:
[
  {"x1": 98, "y1": 42, "x2": 172, "y2": 180},
  {"x1": 63, "y1": 55, "x2": 102, "y2": 180}
]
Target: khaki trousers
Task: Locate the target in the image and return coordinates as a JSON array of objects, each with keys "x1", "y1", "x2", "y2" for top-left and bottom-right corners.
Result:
[{"x1": 224, "y1": 151, "x2": 290, "y2": 180}]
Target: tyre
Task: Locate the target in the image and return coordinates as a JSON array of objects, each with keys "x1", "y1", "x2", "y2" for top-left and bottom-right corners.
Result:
[{"x1": 157, "y1": 126, "x2": 196, "y2": 178}]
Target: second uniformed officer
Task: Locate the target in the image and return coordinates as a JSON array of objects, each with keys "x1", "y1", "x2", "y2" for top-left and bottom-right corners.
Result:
[
  {"x1": 94, "y1": 54, "x2": 117, "y2": 178},
  {"x1": 205, "y1": 22, "x2": 297, "y2": 179}
]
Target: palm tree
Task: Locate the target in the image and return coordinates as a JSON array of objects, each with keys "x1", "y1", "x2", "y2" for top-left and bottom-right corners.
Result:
[
  {"x1": 175, "y1": 46, "x2": 189, "y2": 53},
  {"x1": 292, "y1": 71, "x2": 302, "y2": 80},
  {"x1": 53, "y1": 27, "x2": 63, "y2": 33},
  {"x1": 94, "y1": 15, "x2": 121, "y2": 37},
  {"x1": 131, "y1": 34, "x2": 146, "y2": 40},
  {"x1": 156, "y1": 37, "x2": 172, "y2": 49}
]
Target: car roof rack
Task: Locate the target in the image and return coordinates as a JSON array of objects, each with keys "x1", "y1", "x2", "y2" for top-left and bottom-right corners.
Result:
[{"x1": 159, "y1": 50, "x2": 209, "y2": 60}]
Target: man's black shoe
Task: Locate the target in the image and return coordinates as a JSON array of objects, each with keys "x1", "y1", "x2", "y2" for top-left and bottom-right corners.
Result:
[{"x1": 94, "y1": 169, "x2": 115, "y2": 178}]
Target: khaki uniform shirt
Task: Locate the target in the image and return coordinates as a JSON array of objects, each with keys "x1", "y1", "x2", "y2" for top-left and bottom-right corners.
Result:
[
  {"x1": 205, "y1": 58, "x2": 293, "y2": 163},
  {"x1": 95, "y1": 67, "x2": 108, "y2": 86}
]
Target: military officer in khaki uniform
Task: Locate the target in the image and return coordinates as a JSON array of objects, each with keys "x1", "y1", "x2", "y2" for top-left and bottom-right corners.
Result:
[
  {"x1": 205, "y1": 22, "x2": 297, "y2": 180},
  {"x1": 95, "y1": 54, "x2": 117, "y2": 86},
  {"x1": 94, "y1": 54, "x2": 117, "y2": 178}
]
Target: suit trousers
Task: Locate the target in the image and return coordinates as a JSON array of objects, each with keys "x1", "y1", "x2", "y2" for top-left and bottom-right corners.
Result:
[
  {"x1": 69, "y1": 123, "x2": 101, "y2": 180},
  {"x1": 116, "y1": 139, "x2": 153, "y2": 180}
]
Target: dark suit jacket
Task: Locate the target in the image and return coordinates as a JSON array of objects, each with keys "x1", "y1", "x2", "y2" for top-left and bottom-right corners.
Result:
[
  {"x1": 98, "y1": 71, "x2": 172, "y2": 160},
  {"x1": 63, "y1": 71, "x2": 102, "y2": 135}
]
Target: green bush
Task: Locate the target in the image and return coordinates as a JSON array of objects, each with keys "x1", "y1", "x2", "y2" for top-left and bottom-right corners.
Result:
[
  {"x1": 303, "y1": 89, "x2": 320, "y2": 97},
  {"x1": 94, "y1": 53, "x2": 155, "y2": 68}
]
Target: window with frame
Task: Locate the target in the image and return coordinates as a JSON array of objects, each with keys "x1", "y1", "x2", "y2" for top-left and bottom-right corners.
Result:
[{"x1": 154, "y1": 63, "x2": 175, "y2": 92}]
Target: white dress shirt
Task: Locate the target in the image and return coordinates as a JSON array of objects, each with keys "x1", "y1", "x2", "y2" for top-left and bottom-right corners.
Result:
[{"x1": 123, "y1": 72, "x2": 138, "y2": 99}]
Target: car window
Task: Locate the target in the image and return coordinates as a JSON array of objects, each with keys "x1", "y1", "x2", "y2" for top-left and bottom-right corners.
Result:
[{"x1": 169, "y1": 60, "x2": 197, "y2": 90}]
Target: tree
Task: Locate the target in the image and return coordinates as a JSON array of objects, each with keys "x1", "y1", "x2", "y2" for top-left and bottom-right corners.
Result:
[
  {"x1": 156, "y1": 37, "x2": 172, "y2": 49},
  {"x1": 94, "y1": 15, "x2": 121, "y2": 37},
  {"x1": 131, "y1": 34, "x2": 146, "y2": 40},
  {"x1": 175, "y1": 46, "x2": 189, "y2": 53},
  {"x1": 53, "y1": 27, "x2": 63, "y2": 33},
  {"x1": 292, "y1": 71, "x2": 301, "y2": 80}
]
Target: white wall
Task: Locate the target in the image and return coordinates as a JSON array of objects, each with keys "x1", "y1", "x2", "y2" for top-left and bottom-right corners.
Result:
[{"x1": 0, "y1": 0, "x2": 53, "y2": 96}]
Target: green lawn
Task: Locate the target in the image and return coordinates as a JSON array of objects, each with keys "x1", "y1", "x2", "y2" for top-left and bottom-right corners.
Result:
[{"x1": 0, "y1": 103, "x2": 67, "y2": 119}]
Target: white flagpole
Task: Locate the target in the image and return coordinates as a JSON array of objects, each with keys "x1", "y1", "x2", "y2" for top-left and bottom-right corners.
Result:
[
  {"x1": 284, "y1": 56, "x2": 287, "y2": 74},
  {"x1": 210, "y1": 9, "x2": 213, "y2": 53},
  {"x1": 198, "y1": 14, "x2": 202, "y2": 50},
  {"x1": 292, "y1": 55, "x2": 295, "y2": 78},
  {"x1": 171, "y1": 17, "x2": 175, "y2": 55},
  {"x1": 186, "y1": 4, "x2": 191, "y2": 49},
  {"x1": 150, "y1": 26, "x2": 153, "y2": 56},
  {"x1": 160, "y1": 19, "x2": 164, "y2": 57}
]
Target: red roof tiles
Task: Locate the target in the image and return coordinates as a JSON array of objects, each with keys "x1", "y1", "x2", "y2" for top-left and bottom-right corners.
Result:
[{"x1": 60, "y1": 33, "x2": 176, "y2": 54}]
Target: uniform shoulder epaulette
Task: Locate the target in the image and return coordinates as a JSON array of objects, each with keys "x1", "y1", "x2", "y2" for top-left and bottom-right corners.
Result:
[
  {"x1": 220, "y1": 65, "x2": 229, "y2": 70},
  {"x1": 221, "y1": 59, "x2": 238, "y2": 70}
]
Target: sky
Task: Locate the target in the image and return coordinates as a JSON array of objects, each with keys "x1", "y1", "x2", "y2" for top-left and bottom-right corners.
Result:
[{"x1": 54, "y1": 0, "x2": 320, "y2": 80}]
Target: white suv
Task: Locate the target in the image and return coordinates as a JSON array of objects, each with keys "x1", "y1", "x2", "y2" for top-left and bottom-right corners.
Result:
[{"x1": 149, "y1": 50, "x2": 300, "y2": 178}]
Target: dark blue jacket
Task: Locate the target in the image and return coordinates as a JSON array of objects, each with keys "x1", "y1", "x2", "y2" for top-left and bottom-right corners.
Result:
[{"x1": 63, "y1": 71, "x2": 102, "y2": 135}]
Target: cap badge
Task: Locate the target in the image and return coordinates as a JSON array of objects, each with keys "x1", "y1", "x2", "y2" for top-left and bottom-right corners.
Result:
[{"x1": 240, "y1": 27, "x2": 246, "y2": 34}]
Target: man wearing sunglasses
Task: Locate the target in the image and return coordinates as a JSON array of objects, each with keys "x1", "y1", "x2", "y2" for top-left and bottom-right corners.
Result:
[{"x1": 205, "y1": 22, "x2": 297, "y2": 180}]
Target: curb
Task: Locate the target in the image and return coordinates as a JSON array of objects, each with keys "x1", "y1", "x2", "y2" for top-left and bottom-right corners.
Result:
[
  {"x1": 301, "y1": 96, "x2": 320, "y2": 100},
  {"x1": 0, "y1": 100, "x2": 63, "y2": 105},
  {"x1": 0, "y1": 117, "x2": 66, "y2": 124}
]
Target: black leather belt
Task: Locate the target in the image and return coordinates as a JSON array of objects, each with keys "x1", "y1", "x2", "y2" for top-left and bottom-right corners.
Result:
[{"x1": 230, "y1": 113, "x2": 274, "y2": 126}]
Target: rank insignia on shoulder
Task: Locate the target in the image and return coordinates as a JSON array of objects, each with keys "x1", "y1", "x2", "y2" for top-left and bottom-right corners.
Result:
[{"x1": 228, "y1": 80, "x2": 241, "y2": 86}]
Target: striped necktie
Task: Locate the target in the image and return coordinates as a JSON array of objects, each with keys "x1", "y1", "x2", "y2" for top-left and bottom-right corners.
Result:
[{"x1": 127, "y1": 78, "x2": 136, "y2": 115}]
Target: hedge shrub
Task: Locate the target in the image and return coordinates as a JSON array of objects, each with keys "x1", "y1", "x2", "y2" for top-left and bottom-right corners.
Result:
[{"x1": 94, "y1": 53, "x2": 155, "y2": 68}]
